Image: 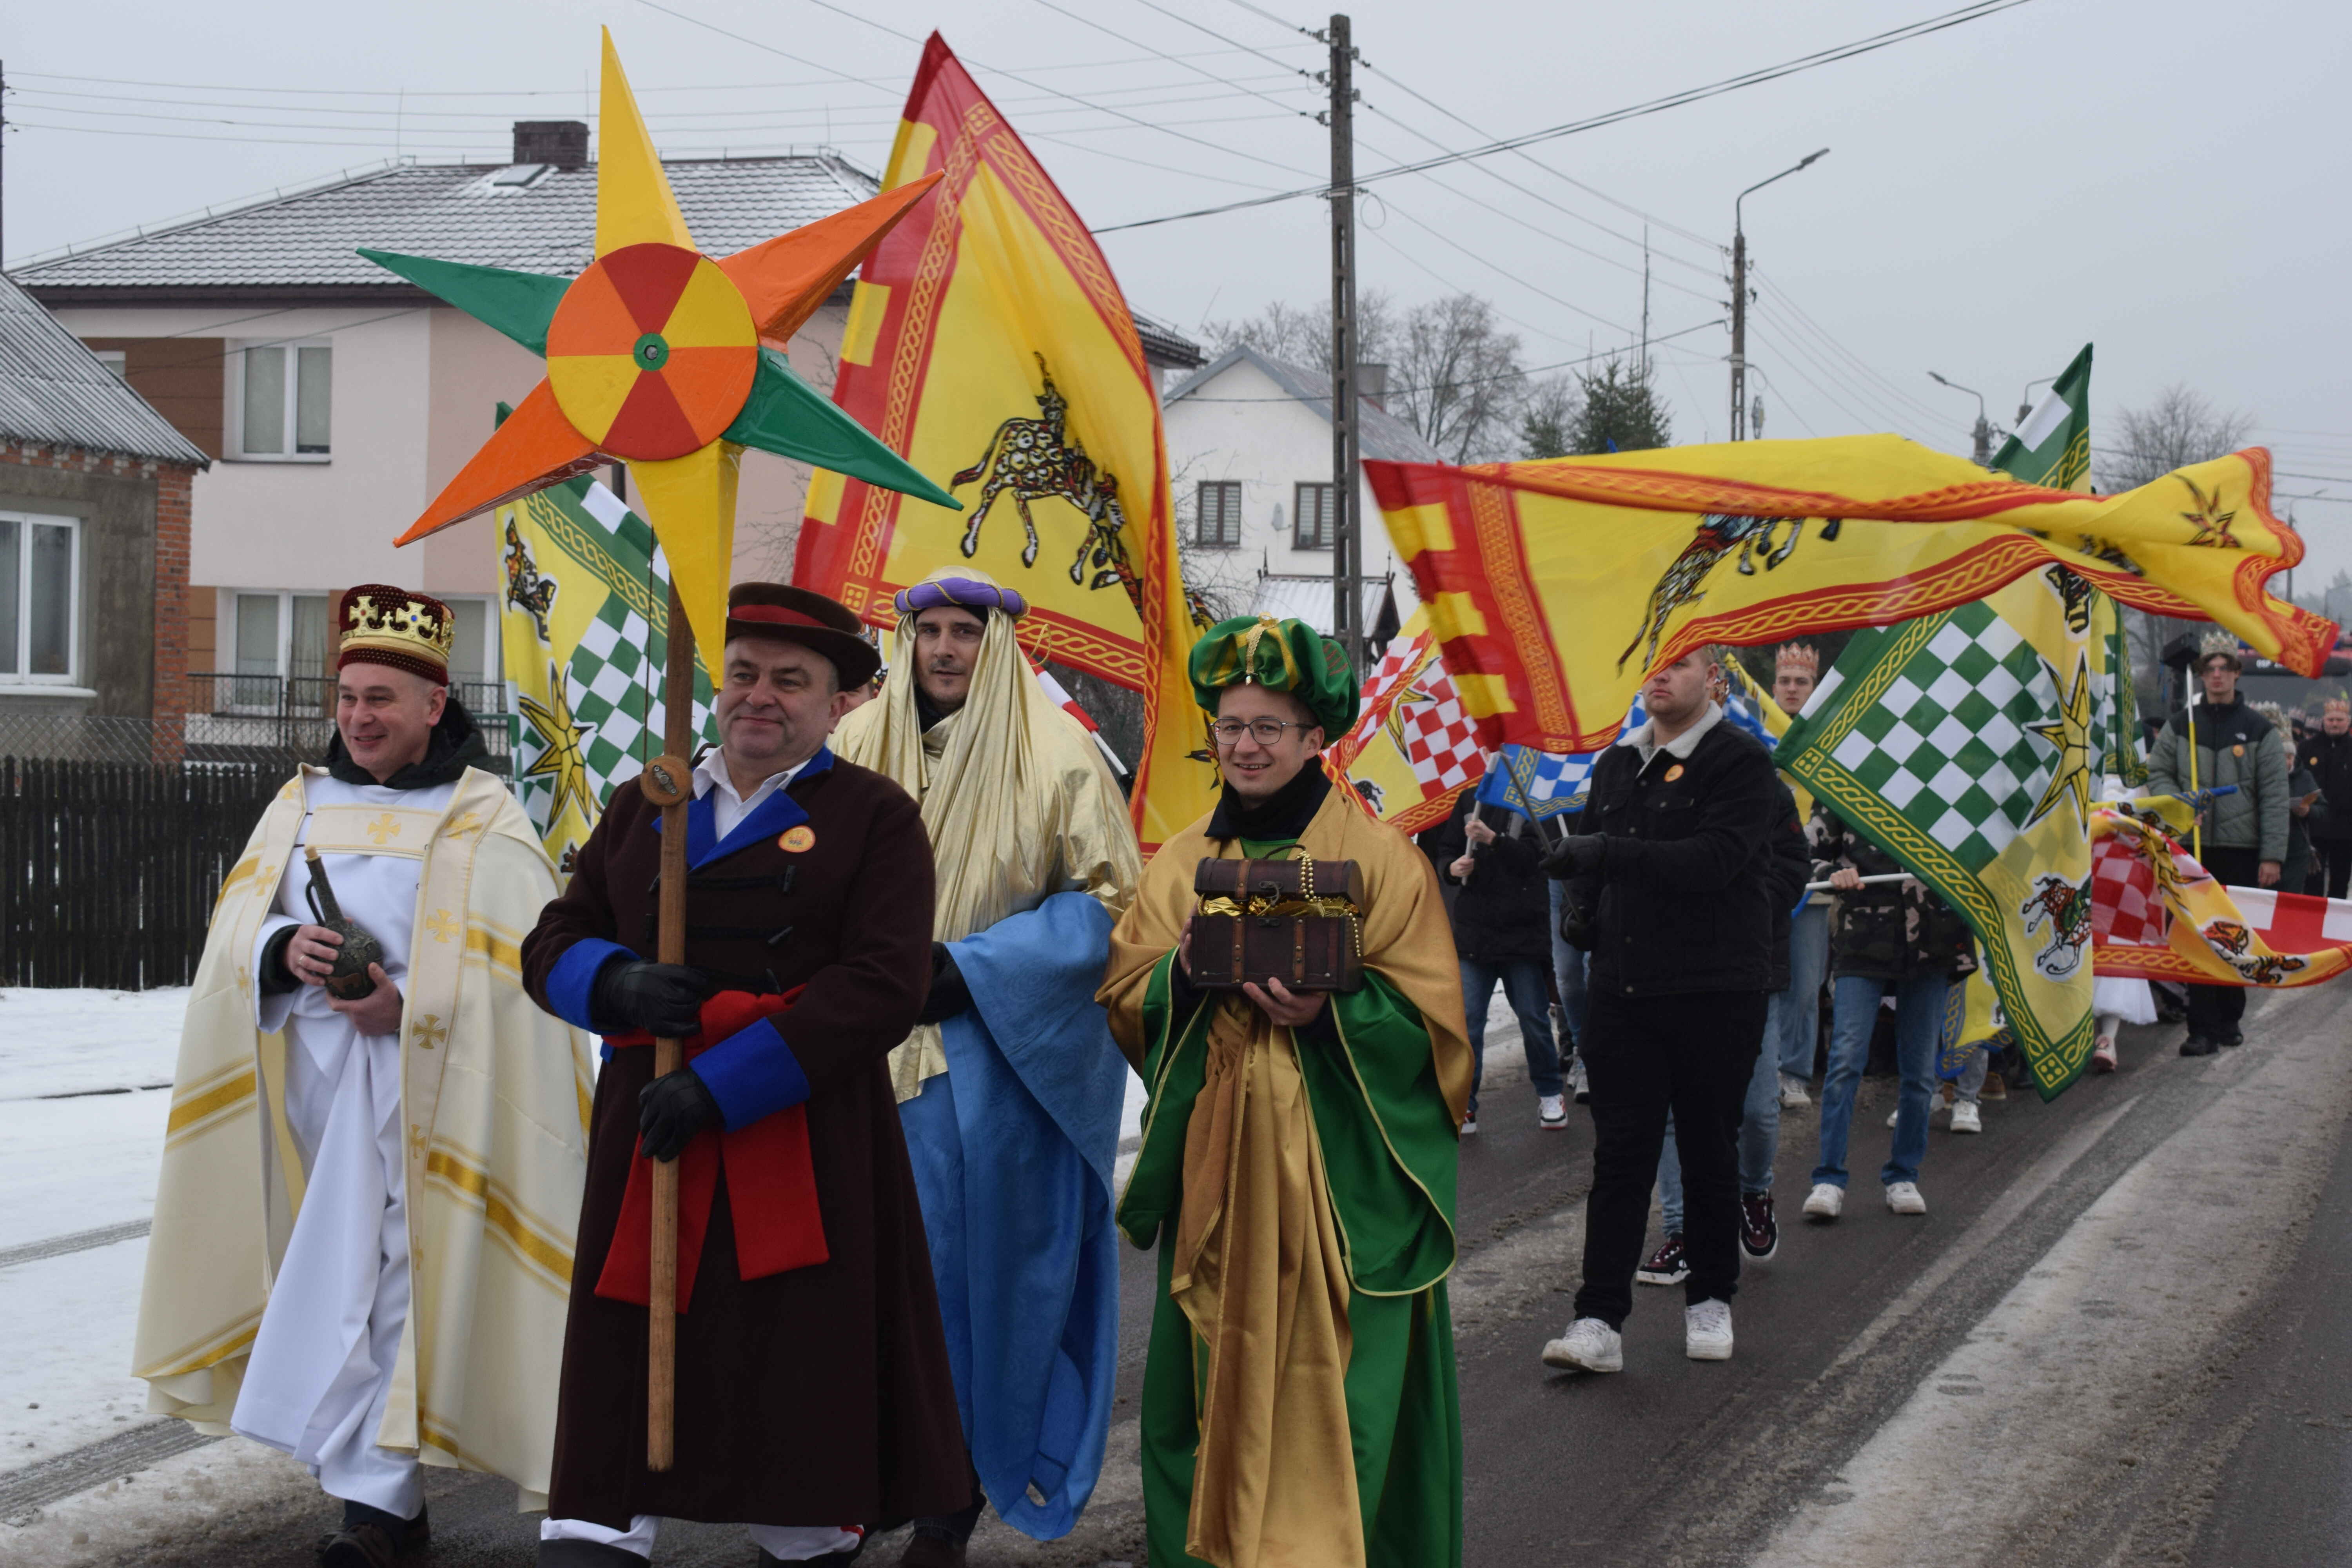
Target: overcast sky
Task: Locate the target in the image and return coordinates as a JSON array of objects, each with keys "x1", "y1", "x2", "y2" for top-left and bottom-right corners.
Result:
[{"x1": 7, "y1": 0, "x2": 2350, "y2": 582}]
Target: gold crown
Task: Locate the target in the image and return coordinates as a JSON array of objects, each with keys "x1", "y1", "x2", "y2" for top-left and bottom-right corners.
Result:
[
  {"x1": 2198, "y1": 629, "x2": 2243, "y2": 662},
  {"x1": 1774, "y1": 642, "x2": 1819, "y2": 677},
  {"x1": 339, "y1": 584, "x2": 456, "y2": 678},
  {"x1": 2326, "y1": 693, "x2": 2351, "y2": 715}
]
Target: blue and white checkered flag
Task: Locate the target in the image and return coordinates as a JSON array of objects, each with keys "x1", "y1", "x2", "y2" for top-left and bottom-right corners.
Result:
[{"x1": 1476, "y1": 695, "x2": 1649, "y2": 821}]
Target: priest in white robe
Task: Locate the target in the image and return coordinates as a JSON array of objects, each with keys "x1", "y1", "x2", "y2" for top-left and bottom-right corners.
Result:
[{"x1": 137, "y1": 585, "x2": 591, "y2": 1568}]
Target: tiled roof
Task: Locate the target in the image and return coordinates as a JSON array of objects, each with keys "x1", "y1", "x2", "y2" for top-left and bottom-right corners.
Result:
[
  {"x1": 0, "y1": 273, "x2": 208, "y2": 466},
  {"x1": 1163, "y1": 345, "x2": 1444, "y2": 464},
  {"x1": 10, "y1": 156, "x2": 884, "y2": 295}
]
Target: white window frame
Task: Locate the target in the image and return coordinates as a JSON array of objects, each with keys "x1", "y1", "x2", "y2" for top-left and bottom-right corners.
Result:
[
  {"x1": 0, "y1": 509, "x2": 83, "y2": 687},
  {"x1": 228, "y1": 338, "x2": 333, "y2": 462},
  {"x1": 221, "y1": 589, "x2": 336, "y2": 712}
]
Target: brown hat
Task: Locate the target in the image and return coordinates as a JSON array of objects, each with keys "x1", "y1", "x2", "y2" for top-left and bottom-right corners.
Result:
[
  {"x1": 724, "y1": 582, "x2": 880, "y2": 688},
  {"x1": 338, "y1": 584, "x2": 454, "y2": 684}
]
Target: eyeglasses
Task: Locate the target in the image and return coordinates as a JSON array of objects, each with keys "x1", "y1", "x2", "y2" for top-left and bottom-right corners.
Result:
[{"x1": 1210, "y1": 717, "x2": 1316, "y2": 746}]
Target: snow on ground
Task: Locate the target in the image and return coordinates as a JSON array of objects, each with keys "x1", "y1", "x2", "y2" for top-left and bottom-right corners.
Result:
[
  {"x1": 0, "y1": 988, "x2": 187, "y2": 1102},
  {"x1": 0, "y1": 989, "x2": 190, "y2": 1472},
  {"x1": 1, "y1": 1435, "x2": 314, "y2": 1565}
]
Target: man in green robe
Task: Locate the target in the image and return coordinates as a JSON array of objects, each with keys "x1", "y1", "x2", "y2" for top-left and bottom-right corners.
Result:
[{"x1": 1099, "y1": 615, "x2": 1472, "y2": 1568}]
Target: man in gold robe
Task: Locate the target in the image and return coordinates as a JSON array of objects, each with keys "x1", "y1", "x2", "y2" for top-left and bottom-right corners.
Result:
[
  {"x1": 1101, "y1": 614, "x2": 1471, "y2": 1568},
  {"x1": 136, "y1": 586, "x2": 590, "y2": 1566},
  {"x1": 833, "y1": 568, "x2": 1141, "y2": 1564}
]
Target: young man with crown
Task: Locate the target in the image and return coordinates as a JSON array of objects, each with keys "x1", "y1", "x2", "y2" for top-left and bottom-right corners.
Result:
[
  {"x1": 830, "y1": 568, "x2": 1142, "y2": 1565},
  {"x1": 136, "y1": 586, "x2": 591, "y2": 1566},
  {"x1": 1101, "y1": 614, "x2": 1471, "y2": 1568},
  {"x1": 520, "y1": 582, "x2": 967, "y2": 1566}
]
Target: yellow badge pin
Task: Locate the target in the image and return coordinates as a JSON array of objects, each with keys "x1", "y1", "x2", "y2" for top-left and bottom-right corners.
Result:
[
  {"x1": 2233, "y1": 744, "x2": 2245, "y2": 758},
  {"x1": 1664, "y1": 763, "x2": 1686, "y2": 782},
  {"x1": 778, "y1": 824, "x2": 817, "y2": 853}
]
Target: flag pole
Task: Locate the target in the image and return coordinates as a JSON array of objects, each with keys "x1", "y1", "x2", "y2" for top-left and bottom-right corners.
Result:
[{"x1": 646, "y1": 579, "x2": 694, "y2": 1472}]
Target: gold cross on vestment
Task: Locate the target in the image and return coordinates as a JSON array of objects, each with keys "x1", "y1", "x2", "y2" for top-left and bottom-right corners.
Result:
[
  {"x1": 443, "y1": 811, "x2": 483, "y2": 839},
  {"x1": 425, "y1": 909, "x2": 459, "y2": 944},
  {"x1": 365, "y1": 813, "x2": 401, "y2": 844},
  {"x1": 412, "y1": 1014, "x2": 450, "y2": 1051}
]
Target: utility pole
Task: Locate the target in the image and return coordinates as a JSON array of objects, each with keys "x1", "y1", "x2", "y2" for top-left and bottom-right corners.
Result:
[
  {"x1": 1928, "y1": 371, "x2": 1994, "y2": 465},
  {"x1": 1321, "y1": 15, "x2": 1363, "y2": 678},
  {"x1": 1729, "y1": 149, "x2": 1828, "y2": 442},
  {"x1": 1, "y1": 60, "x2": 9, "y2": 268}
]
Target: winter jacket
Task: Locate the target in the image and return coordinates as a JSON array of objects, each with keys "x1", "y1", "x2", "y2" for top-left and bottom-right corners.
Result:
[
  {"x1": 1419, "y1": 794, "x2": 1552, "y2": 964},
  {"x1": 1573, "y1": 711, "x2": 1782, "y2": 998},
  {"x1": 1809, "y1": 804, "x2": 1976, "y2": 984},
  {"x1": 2300, "y1": 730, "x2": 2352, "y2": 844},
  {"x1": 2147, "y1": 698, "x2": 2288, "y2": 862}
]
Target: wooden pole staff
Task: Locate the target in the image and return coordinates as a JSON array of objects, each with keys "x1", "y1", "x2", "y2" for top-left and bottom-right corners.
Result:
[{"x1": 646, "y1": 579, "x2": 694, "y2": 1472}]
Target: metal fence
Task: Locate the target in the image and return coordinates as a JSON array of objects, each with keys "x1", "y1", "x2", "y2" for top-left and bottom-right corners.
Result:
[{"x1": 185, "y1": 674, "x2": 510, "y2": 768}]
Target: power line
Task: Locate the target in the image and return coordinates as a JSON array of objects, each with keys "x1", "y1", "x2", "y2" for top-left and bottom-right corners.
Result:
[
  {"x1": 1375, "y1": 197, "x2": 1637, "y2": 337},
  {"x1": 1095, "y1": 0, "x2": 2037, "y2": 232}
]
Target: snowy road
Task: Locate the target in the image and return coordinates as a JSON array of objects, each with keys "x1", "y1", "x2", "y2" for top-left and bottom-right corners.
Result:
[{"x1": 7, "y1": 984, "x2": 2352, "y2": 1565}]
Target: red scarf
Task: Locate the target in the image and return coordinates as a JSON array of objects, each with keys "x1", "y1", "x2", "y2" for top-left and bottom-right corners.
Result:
[{"x1": 595, "y1": 989, "x2": 828, "y2": 1311}]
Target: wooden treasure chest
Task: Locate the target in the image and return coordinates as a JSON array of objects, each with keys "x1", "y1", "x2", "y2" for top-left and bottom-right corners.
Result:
[{"x1": 1191, "y1": 854, "x2": 1367, "y2": 993}]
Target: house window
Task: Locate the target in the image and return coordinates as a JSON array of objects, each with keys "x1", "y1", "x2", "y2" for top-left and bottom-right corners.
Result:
[
  {"x1": 0, "y1": 512, "x2": 80, "y2": 683},
  {"x1": 226, "y1": 590, "x2": 333, "y2": 709},
  {"x1": 1196, "y1": 481, "x2": 1243, "y2": 548},
  {"x1": 1294, "y1": 482, "x2": 1338, "y2": 550},
  {"x1": 234, "y1": 341, "x2": 332, "y2": 459},
  {"x1": 92, "y1": 350, "x2": 129, "y2": 382}
]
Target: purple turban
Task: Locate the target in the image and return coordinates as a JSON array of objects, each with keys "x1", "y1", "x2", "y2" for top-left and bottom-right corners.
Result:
[{"x1": 892, "y1": 576, "x2": 1029, "y2": 620}]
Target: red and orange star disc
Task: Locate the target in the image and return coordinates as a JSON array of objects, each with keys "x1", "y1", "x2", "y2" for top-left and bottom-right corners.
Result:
[{"x1": 546, "y1": 242, "x2": 757, "y2": 461}]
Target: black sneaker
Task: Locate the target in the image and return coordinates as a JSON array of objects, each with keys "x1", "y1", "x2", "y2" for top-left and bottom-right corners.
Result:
[
  {"x1": 2179, "y1": 1034, "x2": 2220, "y2": 1058},
  {"x1": 1739, "y1": 1191, "x2": 1779, "y2": 1261},
  {"x1": 1636, "y1": 1233, "x2": 1689, "y2": 1285},
  {"x1": 2219, "y1": 1031, "x2": 2245, "y2": 1048}
]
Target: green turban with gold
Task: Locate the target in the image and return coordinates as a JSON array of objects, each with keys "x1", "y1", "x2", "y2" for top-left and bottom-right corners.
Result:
[{"x1": 1189, "y1": 614, "x2": 1359, "y2": 737}]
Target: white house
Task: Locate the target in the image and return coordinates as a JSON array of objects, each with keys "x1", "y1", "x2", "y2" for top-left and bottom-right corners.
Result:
[{"x1": 1160, "y1": 345, "x2": 1442, "y2": 649}]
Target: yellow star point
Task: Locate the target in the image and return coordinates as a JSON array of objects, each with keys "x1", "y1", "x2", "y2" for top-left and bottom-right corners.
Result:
[{"x1": 2027, "y1": 653, "x2": 2096, "y2": 831}]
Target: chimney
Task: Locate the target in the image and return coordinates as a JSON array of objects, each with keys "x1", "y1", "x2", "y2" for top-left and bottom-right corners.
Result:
[
  {"x1": 513, "y1": 121, "x2": 590, "y2": 171},
  {"x1": 1357, "y1": 361, "x2": 1389, "y2": 410}
]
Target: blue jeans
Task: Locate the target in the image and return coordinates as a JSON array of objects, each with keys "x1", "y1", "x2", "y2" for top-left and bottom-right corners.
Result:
[
  {"x1": 1655, "y1": 1022, "x2": 1781, "y2": 1232},
  {"x1": 1775, "y1": 902, "x2": 1830, "y2": 1080},
  {"x1": 1814, "y1": 972, "x2": 1951, "y2": 1190},
  {"x1": 1461, "y1": 956, "x2": 1565, "y2": 1112},
  {"x1": 1548, "y1": 880, "x2": 1589, "y2": 1051}
]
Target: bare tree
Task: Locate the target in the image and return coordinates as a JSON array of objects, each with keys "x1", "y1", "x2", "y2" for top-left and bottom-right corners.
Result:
[
  {"x1": 2095, "y1": 383, "x2": 2254, "y2": 494},
  {"x1": 1202, "y1": 290, "x2": 1527, "y2": 463}
]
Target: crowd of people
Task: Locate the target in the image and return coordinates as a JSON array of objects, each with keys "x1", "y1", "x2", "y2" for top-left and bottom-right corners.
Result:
[{"x1": 132, "y1": 581, "x2": 2329, "y2": 1566}]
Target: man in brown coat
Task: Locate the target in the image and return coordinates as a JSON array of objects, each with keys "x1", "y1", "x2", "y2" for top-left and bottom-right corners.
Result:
[{"x1": 523, "y1": 583, "x2": 968, "y2": 1566}]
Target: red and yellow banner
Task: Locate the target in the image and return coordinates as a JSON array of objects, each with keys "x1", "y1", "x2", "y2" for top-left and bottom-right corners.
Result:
[
  {"x1": 794, "y1": 34, "x2": 1212, "y2": 850},
  {"x1": 1366, "y1": 436, "x2": 2337, "y2": 755},
  {"x1": 1325, "y1": 607, "x2": 1486, "y2": 834},
  {"x1": 2092, "y1": 801, "x2": 2352, "y2": 987}
]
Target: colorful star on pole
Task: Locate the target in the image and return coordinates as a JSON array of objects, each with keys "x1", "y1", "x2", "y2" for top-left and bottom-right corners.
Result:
[{"x1": 362, "y1": 29, "x2": 958, "y2": 651}]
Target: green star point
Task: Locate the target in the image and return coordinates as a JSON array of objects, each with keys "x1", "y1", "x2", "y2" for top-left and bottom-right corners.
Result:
[
  {"x1": 722, "y1": 349, "x2": 961, "y2": 512},
  {"x1": 358, "y1": 249, "x2": 567, "y2": 357}
]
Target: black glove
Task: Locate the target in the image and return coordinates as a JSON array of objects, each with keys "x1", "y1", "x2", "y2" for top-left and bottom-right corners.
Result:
[
  {"x1": 916, "y1": 942, "x2": 972, "y2": 1025},
  {"x1": 591, "y1": 959, "x2": 711, "y2": 1037},
  {"x1": 637, "y1": 1069, "x2": 722, "y2": 1162},
  {"x1": 1558, "y1": 895, "x2": 1597, "y2": 953},
  {"x1": 1541, "y1": 834, "x2": 1608, "y2": 880}
]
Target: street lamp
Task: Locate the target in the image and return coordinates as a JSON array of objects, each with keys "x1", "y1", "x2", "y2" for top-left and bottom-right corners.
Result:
[
  {"x1": 2017, "y1": 374, "x2": 2058, "y2": 426},
  {"x1": 1929, "y1": 370, "x2": 1994, "y2": 465},
  {"x1": 1729, "y1": 148, "x2": 1829, "y2": 441}
]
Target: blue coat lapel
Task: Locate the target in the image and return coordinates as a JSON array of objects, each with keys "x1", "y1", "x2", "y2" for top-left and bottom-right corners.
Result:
[{"x1": 659, "y1": 748, "x2": 835, "y2": 871}]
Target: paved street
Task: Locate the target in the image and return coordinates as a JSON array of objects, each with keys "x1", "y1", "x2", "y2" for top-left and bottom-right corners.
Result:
[{"x1": 11, "y1": 984, "x2": 2352, "y2": 1568}]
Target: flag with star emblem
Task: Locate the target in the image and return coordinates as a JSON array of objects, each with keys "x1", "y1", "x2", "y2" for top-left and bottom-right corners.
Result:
[
  {"x1": 494, "y1": 447, "x2": 714, "y2": 878},
  {"x1": 1778, "y1": 563, "x2": 2127, "y2": 1098}
]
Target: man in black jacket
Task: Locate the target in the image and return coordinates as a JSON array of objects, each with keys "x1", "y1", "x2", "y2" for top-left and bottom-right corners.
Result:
[
  {"x1": 1537, "y1": 648, "x2": 1780, "y2": 1373},
  {"x1": 2303, "y1": 696, "x2": 2352, "y2": 897},
  {"x1": 1422, "y1": 788, "x2": 1570, "y2": 1132}
]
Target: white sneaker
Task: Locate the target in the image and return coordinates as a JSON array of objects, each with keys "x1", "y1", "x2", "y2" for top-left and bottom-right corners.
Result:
[
  {"x1": 1460, "y1": 1114, "x2": 1478, "y2": 1136},
  {"x1": 1541, "y1": 1316, "x2": 1623, "y2": 1373},
  {"x1": 1885, "y1": 1180, "x2": 1927, "y2": 1215},
  {"x1": 1537, "y1": 1094, "x2": 1569, "y2": 1129},
  {"x1": 1949, "y1": 1100, "x2": 1982, "y2": 1134},
  {"x1": 1569, "y1": 1056, "x2": 1591, "y2": 1104},
  {"x1": 1685, "y1": 1299, "x2": 1734, "y2": 1361},
  {"x1": 1779, "y1": 1074, "x2": 1811, "y2": 1109},
  {"x1": 1802, "y1": 1181, "x2": 1844, "y2": 1220}
]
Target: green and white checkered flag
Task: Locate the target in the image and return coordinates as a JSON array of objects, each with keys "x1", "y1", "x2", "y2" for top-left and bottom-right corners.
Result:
[{"x1": 498, "y1": 463, "x2": 715, "y2": 877}]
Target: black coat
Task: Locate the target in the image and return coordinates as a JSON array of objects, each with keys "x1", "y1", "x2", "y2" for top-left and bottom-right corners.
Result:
[
  {"x1": 2302, "y1": 730, "x2": 2352, "y2": 844},
  {"x1": 1808, "y1": 805, "x2": 1976, "y2": 984},
  {"x1": 1764, "y1": 780, "x2": 1809, "y2": 993},
  {"x1": 1576, "y1": 719, "x2": 1782, "y2": 998},
  {"x1": 1419, "y1": 793, "x2": 1552, "y2": 963}
]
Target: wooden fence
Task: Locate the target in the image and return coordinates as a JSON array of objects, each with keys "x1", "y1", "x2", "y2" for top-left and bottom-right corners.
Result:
[{"x1": 0, "y1": 757, "x2": 287, "y2": 989}]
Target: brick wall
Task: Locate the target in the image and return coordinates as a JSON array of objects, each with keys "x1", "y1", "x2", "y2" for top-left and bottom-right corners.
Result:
[{"x1": 0, "y1": 441, "x2": 204, "y2": 761}]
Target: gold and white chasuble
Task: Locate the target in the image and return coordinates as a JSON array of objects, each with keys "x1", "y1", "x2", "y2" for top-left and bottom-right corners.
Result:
[{"x1": 134, "y1": 765, "x2": 590, "y2": 1505}]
